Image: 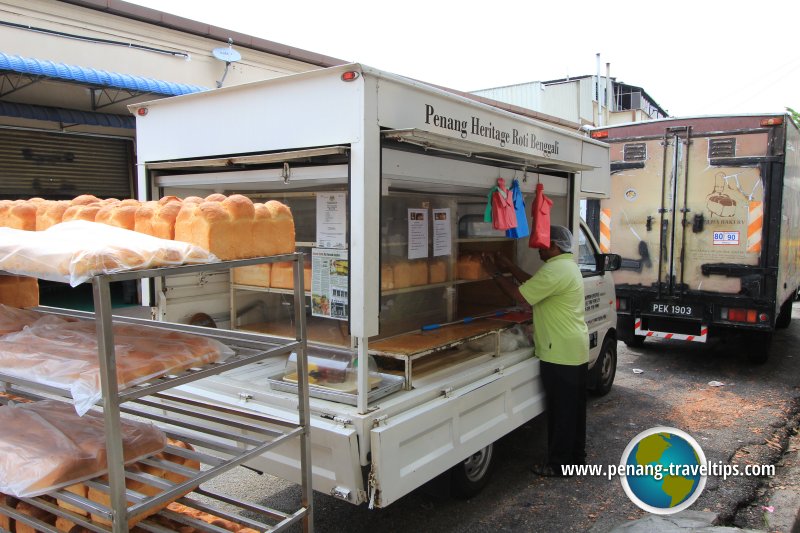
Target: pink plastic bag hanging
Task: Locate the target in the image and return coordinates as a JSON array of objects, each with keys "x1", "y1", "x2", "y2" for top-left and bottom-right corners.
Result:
[
  {"x1": 492, "y1": 178, "x2": 517, "y2": 230},
  {"x1": 528, "y1": 183, "x2": 553, "y2": 249}
]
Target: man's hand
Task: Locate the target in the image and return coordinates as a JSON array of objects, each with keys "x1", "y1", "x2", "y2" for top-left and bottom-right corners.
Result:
[
  {"x1": 494, "y1": 253, "x2": 515, "y2": 270},
  {"x1": 480, "y1": 252, "x2": 500, "y2": 275}
]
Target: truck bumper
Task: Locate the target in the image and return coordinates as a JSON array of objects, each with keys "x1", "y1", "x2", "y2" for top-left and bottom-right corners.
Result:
[{"x1": 634, "y1": 317, "x2": 708, "y2": 342}]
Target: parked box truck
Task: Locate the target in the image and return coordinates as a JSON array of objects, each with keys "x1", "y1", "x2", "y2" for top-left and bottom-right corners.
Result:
[
  {"x1": 130, "y1": 64, "x2": 621, "y2": 506},
  {"x1": 591, "y1": 115, "x2": 800, "y2": 361}
]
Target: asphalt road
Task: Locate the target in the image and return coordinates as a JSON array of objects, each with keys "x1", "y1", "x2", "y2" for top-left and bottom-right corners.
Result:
[{"x1": 205, "y1": 303, "x2": 800, "y2": 532}]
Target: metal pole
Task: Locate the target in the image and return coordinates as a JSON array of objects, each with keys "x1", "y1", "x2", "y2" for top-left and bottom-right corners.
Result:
[
  {"x1": 606, "y1": 62, "x2": 612, "y2": 125},
  {"x1": 596, "y1": 53, "x2": 602, "y2": 126},
  {"x1": 293, "y1": 254, "x2": 313, "y2": 532},
  {"x1": 93, "y1": 276, "x2": 127, "y2": 533}
]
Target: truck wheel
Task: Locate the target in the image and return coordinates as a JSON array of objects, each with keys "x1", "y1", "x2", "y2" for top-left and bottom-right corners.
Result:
[
  {"x1": 624, "y1": 335, "x2": 646, "y2": 348},
  {"x1": 744, "y1": 331, "x2": 772, "y2": 364},
  {"x1": 450, "y1": 444, "x2": 494, "y2": 499},
  {"x1": 776, "y1": 299, "x2": 793, "y2": 329},
  {"x1": 589, "y1": 335, "x2": 617, "y2": 396}
]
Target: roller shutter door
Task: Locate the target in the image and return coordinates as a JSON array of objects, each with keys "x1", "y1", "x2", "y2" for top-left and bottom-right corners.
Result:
[{"x1": 0, "y1": 129, "x2": 133, "y2": 200}]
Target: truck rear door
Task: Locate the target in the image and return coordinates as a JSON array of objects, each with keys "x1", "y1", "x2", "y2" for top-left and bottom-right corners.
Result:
[{"x1": 604, "y1": 127, "x2": 765, "y2": 297}]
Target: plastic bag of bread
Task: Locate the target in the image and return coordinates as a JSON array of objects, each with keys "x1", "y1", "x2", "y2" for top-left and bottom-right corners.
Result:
[
  {"x1": 0, "y1": 319, "x2": 234, "y2": 415},
  {"x1": 0, "y1": 304, "x2": 76, "y2": 335},
  {"x1": 0, "y1": 400, "x2": 166, "y2": 497},
  {"x1": 0, "y1": 303, "x2": 46, "y2": 335},
  {"x1": 0, "y1": 220, "x2": 218, "y2": 287}
]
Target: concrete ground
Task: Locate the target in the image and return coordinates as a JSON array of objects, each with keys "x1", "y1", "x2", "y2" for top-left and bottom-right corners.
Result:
[{"x1": 202, "y1": 302, "x2": 800, "y2": 532}]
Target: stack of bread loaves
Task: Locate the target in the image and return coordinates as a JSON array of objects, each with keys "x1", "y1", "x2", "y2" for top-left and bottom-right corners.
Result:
[
  {"x1": 174, "y1": 194, "x2": 295, "y2": 260},
  {"x1": 457, "y1": 253, "x2": 490, "y2": 280},
  {"x1": 0, "y1": 193, "x2": 295, "y2": 289},
  {"x1": 0, "y1": 193, "x2": 295, "y2": 259},
  {"x1": 268, "y1": 259, "x2": 312, "y2": 290}
]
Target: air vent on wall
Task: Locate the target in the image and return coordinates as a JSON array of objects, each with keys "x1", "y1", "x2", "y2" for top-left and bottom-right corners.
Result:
[
  {"x1": 709, "y1": 138, "x2": 736, "y2": 158},
  {"x1": 623, "y1": 142, "x2": 647, "y2": 162}
]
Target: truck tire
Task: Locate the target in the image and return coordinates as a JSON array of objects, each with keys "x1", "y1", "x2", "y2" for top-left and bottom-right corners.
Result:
[
  {"x1": 776, "y1": 298, "x2": 793, "y2": 329},
  {"x1": 589, "y1": 335, "x2": 617, "y2": 396},
  {"x1": 450, "y1": 443, "x2": 494, "y2": 499},
  {"x1": 744, "y1": 331, "x2": 772, "y2": 364},
  {"x1": 624, "y1": 335, "x2": 646, "y2": 348}
]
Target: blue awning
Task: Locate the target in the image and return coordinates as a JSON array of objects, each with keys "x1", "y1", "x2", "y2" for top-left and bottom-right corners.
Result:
[
  {"x1": 0, "y1": 52, "x2": 208, "y2": 96},
  {"x1": 0, "y1": 101, "x2": 135, "y2": 129}
]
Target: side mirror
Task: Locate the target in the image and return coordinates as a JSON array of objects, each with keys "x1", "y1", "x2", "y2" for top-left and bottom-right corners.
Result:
[{"x1": 596, "y1": 253, "x2": 622, "y2": 272}]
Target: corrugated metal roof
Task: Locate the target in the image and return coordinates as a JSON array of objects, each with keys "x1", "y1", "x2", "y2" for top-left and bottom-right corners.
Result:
[
  {"x1": 0, "y1": 52, "x2": 208, "y2": 96},
  {"x1": 0, "y1": 100, "x2": 134, "y2": 129}
]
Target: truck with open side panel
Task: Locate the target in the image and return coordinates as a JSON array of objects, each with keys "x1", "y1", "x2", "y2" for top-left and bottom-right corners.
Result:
[{"x1": 130, "y1": 64, "x2": 621, "y2": 507}]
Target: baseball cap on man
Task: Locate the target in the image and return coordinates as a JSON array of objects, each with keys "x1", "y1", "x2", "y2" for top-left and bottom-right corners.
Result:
[{"x1": 550, "y1": 225, "x2": 573, "y2": 252}]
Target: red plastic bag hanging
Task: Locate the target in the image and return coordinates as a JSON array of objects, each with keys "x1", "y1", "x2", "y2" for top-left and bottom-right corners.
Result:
[
  {"x1": 491, "y1": 178, "x2": 517, "y2": 230},
  {"x1": 528, "y1": 183, "x2": 553, "y2": 249}
]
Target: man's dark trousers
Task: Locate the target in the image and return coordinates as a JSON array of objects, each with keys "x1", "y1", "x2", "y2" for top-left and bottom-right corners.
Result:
[{"x1": 540, "y1": 360, "x2": 588, "y2": 467}]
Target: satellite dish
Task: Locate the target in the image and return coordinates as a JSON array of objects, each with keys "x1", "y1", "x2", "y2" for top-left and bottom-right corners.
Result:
[
  {"x1": 212, "y1": 39, "x2": 241, "y2": 88},
  {"x1": 212, "y1": 46, "x2": 241, "y2": 63}
]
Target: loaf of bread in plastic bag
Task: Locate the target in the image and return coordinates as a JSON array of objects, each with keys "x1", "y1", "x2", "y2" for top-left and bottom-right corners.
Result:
[
  {"x1": 0, "y1": 400, "x2": 166, "y2": 497},
  {"x1": 0, "y1": 220, "x2": 217, "y2": 286},
  {"x1": 0, "y1": 318, "x2": 234, "y2": 415}
]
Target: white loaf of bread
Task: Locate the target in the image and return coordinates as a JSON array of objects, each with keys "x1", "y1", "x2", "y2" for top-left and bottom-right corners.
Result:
[
  {"x1": 0, "y1": 276, "x2": 39, "y2": 309},
  {"x1": 175, "y1": 194, "x2": 294, "y2": 260},
  {"x1": 61, "y1": 203, "x2": 101, "y2": 223},
  {"x1": 35, "y1": 200, "x2": 70, "y2": 230},
  {"x1": 0, "y1": 200, "x2": 36, "y2": 231},
  {"x1": 95, "y1": 199, "x2": 141, "y2": 231},
  {"x1": 134, "y1": 196, "x2": 183, "y2": 239}
]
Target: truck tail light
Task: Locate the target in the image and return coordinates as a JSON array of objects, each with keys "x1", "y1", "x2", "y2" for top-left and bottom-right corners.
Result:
[
  {"x1": 591, "y1": 130, "x2": 608, "y2": 139},
  {"x1": 616, "y1": 298, "x2": 627, "y2": 311},
  {"x1": 760, "y1": 117, "x2": 783, "y2": 126},
  {"x1": 721, "y1": 307, "x2": 759, "y2": 323}
]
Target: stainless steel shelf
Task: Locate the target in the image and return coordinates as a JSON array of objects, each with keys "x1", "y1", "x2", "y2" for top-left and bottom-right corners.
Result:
[
  {"x1": 380, "y1": 278, "x2": 494, "y2": 296},
  {"x1": 0, "y1": 390, "x2": 307, "y2": 532},
  {"x1": 0, "y1": 254, "x2": 314, "y2": 533},
  {"x1": 231, "y1": 283, "x2": 311, "y2": 297}
]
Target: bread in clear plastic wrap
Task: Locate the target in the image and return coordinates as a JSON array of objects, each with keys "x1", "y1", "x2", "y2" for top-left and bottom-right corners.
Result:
[
  {"x1": 0, "y1": 220, "x2": 218, "y2": 286},
  {"x1": 0, "y1": 318, "x2": 235, "y2": 415},
  {"x1": 0, "y1": 400, "x2": 166, "y2": 497},
  {"x1": 0, "y1": 303, "x2": 46, "y2": 334},
  {"x1": 0, "y1": 304, "x2": 78, "y2": 335}
]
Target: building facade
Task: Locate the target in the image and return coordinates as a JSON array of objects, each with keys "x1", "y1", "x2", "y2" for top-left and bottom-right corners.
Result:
[
  {"x1": 0, "y1": 0, "x2": 343, "y2": 199},
  {"x1": 472, "y1": 75, "x2": 668, "y2": 128}
]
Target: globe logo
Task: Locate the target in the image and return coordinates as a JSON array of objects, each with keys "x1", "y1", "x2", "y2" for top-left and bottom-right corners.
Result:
[{"x1": 619, "y1": 427, "x2": 707, "y2": 514}]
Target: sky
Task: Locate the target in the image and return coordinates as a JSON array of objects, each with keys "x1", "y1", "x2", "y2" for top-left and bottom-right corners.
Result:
[{"x1": 126, "y1": 0, "x2": 800, "y2": 117}]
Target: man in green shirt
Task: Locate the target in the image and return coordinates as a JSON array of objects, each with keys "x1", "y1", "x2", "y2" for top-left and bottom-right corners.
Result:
[{"x1": 485, "y1": 225, "x2": 588, "y2": 477}]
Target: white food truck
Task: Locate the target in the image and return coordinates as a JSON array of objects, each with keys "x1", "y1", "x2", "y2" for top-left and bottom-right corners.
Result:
[{"x1": 130, "y1": 64, "x2": 620, "y2": 507}]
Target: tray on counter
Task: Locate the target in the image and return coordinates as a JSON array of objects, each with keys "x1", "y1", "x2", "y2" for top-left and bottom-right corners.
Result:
[{"x1": 267, "y1": 371, "x2": 404, "y2": 406}]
